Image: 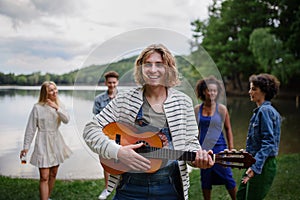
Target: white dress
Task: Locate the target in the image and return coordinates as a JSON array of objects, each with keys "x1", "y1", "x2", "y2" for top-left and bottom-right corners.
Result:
[{"x1": 23, "y1": 103, "x2": 72, "y2": 168}]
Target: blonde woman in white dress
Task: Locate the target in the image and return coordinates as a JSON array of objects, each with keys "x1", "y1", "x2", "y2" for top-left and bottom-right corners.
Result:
[{"x1": 20, "y1": 81, "x2": 72, "y2": 200}]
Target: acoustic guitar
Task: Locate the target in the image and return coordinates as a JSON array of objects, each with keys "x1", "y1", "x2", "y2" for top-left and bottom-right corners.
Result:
[{"x1": 100, "y1": 122, "x2": 256, "y2": 175}]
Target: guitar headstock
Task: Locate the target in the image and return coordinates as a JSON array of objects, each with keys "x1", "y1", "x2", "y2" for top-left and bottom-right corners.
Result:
[{"x1": 214, "y1": 149, "x2": 256, "y2": 169}]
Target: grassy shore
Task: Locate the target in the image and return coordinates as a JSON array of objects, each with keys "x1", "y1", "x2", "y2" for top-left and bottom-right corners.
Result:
[{"x1": 1, "y1": 153, "x2": 299, "y2": 200}]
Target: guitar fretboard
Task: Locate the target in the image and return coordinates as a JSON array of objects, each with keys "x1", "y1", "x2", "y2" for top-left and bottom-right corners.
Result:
[{"x1": 136, "y1": 146, "x2": 196, "y2": 161}]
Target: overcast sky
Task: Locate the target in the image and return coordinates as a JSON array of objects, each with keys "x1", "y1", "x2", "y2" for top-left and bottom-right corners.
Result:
[{"x1": 0, "y1": 0, "x2": 212, "y2": 75}]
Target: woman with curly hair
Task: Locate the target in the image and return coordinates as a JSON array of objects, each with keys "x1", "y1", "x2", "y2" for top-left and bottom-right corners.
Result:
[
  {"x1": 194, "y1": 75, "x2": 237, "y2": 200},
  {"x1": 237, "y1": 73, "x2": 281, "y2": 200}
]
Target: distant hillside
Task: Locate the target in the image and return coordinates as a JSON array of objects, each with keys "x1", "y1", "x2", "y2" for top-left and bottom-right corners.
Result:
[
  {"x1": 73, "y1": 56, "x2": 138, "y2": 85},
  {"x1": 0, "y1": 56, "x2": 137, "y2": 86}
]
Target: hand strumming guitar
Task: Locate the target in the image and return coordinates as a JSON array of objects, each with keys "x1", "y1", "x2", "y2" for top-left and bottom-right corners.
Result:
[{"x1": 117, "y1": 142, "x2": 151, "y2": 172}]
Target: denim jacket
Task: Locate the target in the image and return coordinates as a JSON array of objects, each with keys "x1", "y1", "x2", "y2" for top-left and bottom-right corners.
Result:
[{"x1": 246, "y1": 101, "x2": 281, "y2": 174}]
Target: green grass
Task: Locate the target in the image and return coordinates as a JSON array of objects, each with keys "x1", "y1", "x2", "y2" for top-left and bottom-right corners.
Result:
[
  {"x1": 1, "y1": 153, "x2": 299, "y2": 200},
  {"x1": 189, "y1": 153, "x2": 300, "y2": 200}
]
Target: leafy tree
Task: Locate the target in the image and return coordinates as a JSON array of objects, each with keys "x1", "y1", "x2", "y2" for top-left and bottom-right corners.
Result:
[
  {"x1": 0, "y1": 73, "x2": 15, "y2": 85},
  {"x1": 249, "y1": 28, "x2": 294, "y2": 84},
  {"x1": 249, "y1": 28, "x2": 282, "y2": 72},
  {"x1": 191, "y1": 0, "x2": 299, "y2": 90},
  {"x1": 16, "y1": 75, "x2": 27, "y2": 85},
  {"x1": 27, "y1": 72, "x2": 40, "y2": 85},
  {"x1": 274, "y1": 0, "x2": 300, "y2": 58}
]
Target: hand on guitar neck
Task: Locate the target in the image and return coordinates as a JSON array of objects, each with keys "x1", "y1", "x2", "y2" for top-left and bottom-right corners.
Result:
[
  {"x1": 100, "y1": 122, "x2": 255, "y2": 175},
  {"x1": 192, "y1": 149, "x2": 214, "y2": 169}
]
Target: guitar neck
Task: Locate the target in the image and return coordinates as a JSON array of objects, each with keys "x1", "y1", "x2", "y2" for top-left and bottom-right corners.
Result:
[
  {"x1": 137, "y1": 146, "x2": 196, "y2": 161},
  {"x1": 136, "y1": 146, "x2": 255, "y2": 169}
]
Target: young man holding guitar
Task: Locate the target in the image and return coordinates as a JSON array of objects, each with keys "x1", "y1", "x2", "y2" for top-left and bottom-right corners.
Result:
[
  {"x1": 84, "y1": 44, "x2": 214, "y2": 199},
  {"x1": 83, "y1": 44, "x2": 254, "y2": 200}
]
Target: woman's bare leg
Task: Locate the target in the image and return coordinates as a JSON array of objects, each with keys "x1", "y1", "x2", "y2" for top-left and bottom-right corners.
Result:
[
  {"x1": 202, "y1": 189, "x2": 211, "y2": 200},
  {"x1": 39, "y1": 168, "x2": 50, "y2": 200},
  {"x1": 228, "y1": 187, "x2": 237, "y2": 200},
  {"x1": 48, "y1": 165, "x2": 59, "y2": 198}
]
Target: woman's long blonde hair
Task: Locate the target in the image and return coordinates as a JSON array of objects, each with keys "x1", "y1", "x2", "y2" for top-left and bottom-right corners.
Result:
[{"x1": 38, "y1": 81, "x2": 59, "y2": 106}]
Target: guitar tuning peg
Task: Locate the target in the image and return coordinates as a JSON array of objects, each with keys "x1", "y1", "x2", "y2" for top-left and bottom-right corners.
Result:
[
  {"x1": 223, "y1": 149, "x2": 229, "y2": 153},
  {"x1": 231, "y1": 149, "x2": 237, "y2": 153},
  {"x1": 239, "y1": 149, "x2": 245, "y2": 152}
]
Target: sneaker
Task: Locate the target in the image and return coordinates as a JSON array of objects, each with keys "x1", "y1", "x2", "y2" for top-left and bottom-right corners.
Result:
[{"x1": 98, "y1": 189, "x2": 111, "y2": 200}]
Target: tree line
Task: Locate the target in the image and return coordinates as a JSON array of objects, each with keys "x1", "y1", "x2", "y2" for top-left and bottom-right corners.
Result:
[{"x1": 0, "y1": 71, "x2": 77, "y2": 86}]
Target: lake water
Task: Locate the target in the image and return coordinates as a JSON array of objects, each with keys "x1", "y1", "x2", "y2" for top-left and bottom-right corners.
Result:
[{"x1": 0, "y1": 86, "x2": 299, "y2": 180}]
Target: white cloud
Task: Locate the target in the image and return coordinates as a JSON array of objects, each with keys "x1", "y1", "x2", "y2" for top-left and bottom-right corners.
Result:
[
  {"x1": 0, "y1": 0, "x2": 40, "y2": 27},
  {"x1": 4, "y1": 53, "x2": 84, "y2": 75},
  {"x1": 0, "y1": 0, "x2": 212, "y2": 75}
]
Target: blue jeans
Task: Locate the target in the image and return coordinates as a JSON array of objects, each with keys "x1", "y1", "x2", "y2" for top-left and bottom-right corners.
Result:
[{"x1": 113, "y1": 162, "x2": 183, "y2": 200}]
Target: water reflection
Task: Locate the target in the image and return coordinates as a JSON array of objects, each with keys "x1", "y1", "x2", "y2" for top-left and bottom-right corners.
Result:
[
  {"x1": 228, "y1": 97, "x2": 300, "y2": 154},
  {"x1": 0, "y1": 87, "x2": 101, "y2": 180},
  {"x1": 0, "y1": 87, "x2": 299, "y2": 180}
]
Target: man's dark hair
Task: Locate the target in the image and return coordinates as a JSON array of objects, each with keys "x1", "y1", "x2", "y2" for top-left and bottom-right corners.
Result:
[{"x1": 104, "y1": 71, "x2": 119, "y2": 80}]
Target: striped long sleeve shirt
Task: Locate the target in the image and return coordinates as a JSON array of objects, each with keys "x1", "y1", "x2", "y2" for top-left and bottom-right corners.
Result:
[{"x1": 83, "y1": 87, "x2": 201, "y2": 200}]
